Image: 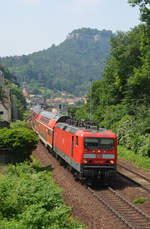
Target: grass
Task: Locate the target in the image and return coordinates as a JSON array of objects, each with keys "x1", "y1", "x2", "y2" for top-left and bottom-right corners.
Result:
[
  {"x1": 118, "y1": 145, "x2": 150, "y2": 171},
  {"x1": 133, "y1": 197, "x2": 147, "y2": 204},
  {"x1": 0, "y1": 164, "x2": 9, "y2": 175}
]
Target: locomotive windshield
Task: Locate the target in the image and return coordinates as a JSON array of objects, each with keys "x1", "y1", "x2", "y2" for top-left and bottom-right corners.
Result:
[
  {"x1": 84, "y1": 138, "x2": 99, "y2": 149},
  {"x1": 84, "y1": 137, "x2": 114, "y2": 150}
]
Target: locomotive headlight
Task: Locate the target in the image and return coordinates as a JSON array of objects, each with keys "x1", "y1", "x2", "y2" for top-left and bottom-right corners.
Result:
[
  {"x1": 110, "y1": 160, "x2": 114, "y2": 164},
  {"x1": 83, "y1": 159, "x2": 88, "y2": 164}
]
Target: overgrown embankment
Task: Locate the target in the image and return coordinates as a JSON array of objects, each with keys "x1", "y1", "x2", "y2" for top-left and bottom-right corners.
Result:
[
  {"x1": 0, "y1": 162, "x2": 85, "y2": 229},
  {"x1": 118, "y1": 145, "x2": 150, "y2": 170}
]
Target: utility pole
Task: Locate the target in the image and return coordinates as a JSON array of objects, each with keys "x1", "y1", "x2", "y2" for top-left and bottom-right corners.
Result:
[{"x1": 90, "y1": 79, "x2": 92, "y2": 121}]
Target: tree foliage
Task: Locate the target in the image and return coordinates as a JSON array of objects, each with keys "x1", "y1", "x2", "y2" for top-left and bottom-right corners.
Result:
[
  {"x1": 74, "y1": 23, "x2": 150, "y2": 157},
  {"x1": 128, "y1": 0, "x2": 150, "y2": 24},
  {"x1": 9, "y1": 83, "x2": 26, "y2": 120},
  {"x1": 0, "y1": 163, "x2": 85, "y2": 229},
  {"x1": 0, "y1": 28, "x2": 113, "y2": 97},
  {"x1": 0, "y1": 86, "x2": 7, "y2": 102},
  {"x1": 0, "y1": 64, "x2": 17, "y2": 84},
  {"x1": 0, "y1": 124, "x2": 38, "y2": 161}
]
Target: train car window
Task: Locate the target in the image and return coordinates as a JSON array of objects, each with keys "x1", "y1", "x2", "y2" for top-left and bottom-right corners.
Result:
[
  {"x1": 63, "y1": 126, "x2": 67, "y2": 130},
  {"x1": 40, "y1": 116, "x2": 50, "y2": 124},
  {"x1": 71, "y1": 136, "x2": 74, "y2": 157},
  {"x1": 66, "y1": 126, "x2": 72, "y2": 132},
  {"x1": 84, "y1": 138, "x2": 99, "y2": 149},
  {"x1": 76, "y1": 136, "x2": 78, "y2": 146},
  {"x1": 48, "y1": 129, "x2": 51, "y2": 136}
]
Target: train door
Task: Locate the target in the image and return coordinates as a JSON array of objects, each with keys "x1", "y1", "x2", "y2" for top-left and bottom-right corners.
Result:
[{"x1": 71, "y1": 136, "x2": 74, "y2": 158}]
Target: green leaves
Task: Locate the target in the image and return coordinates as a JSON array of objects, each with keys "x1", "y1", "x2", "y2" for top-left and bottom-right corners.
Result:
[
  {"x1": 0, "y1": 163, "x2": 85, "y2": 229},
  {"x1": 0, "y1": 126, "x2": 38, "y2": 161},
  {"x1": 133, "y1": 197, "x2": 147, "y2": 204},
  {"x1": 0, "y1": 29, "x2": 113, "y2": 97},
  {"x1": 72, "y1": 23, "x2": 150, "y2": 158},
  {"x1": 128, "y1": 0, "x2": 150, "y2": 25},
  {"x1": 0, "y1": 86, "x2": 7, "y2": 101},
  {"x1": 116, "y1": 107, "x2": 150, "y2": 157}
]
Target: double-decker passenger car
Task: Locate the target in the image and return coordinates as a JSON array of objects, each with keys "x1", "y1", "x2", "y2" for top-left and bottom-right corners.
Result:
[{"x1": 32, "y1": 107, "x2": 117, "y2": 180}]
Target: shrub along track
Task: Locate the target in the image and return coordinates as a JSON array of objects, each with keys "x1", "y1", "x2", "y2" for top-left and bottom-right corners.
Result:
[{"x1": 33, "y1": 142, "x2": 150, "y2": 229}]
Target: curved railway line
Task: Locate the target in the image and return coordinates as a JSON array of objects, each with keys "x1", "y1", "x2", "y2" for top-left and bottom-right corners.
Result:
[
  {"x1": 88, "y1": 186, "x2": 150, "y2": 229},
  {"x1": 33, "y1": 142, "x2": 150, "y2": 229},
  {"x1": 117, "y1": 161, "x2": 150, "y2": 193}
]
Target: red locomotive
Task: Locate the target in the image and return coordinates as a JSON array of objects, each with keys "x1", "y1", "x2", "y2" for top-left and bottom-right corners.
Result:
[{"x1": 32, "y1": 107, "x2": 117, "y2": 180}]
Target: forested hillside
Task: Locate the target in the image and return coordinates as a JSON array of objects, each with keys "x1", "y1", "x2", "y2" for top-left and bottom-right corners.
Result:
[
  {"x1": 73, "y1": 0, "x2": 150, "y2": 158},
  {"x1": 0, "y1": 28, "x2": 113, "y2": 97},
  {"x1": 0, "y1": 64, "x2": 17, "y2": 85}
]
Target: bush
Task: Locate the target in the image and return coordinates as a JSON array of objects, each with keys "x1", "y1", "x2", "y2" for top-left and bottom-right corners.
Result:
[
  {"x1": 116, "y1": 115, "x2": 150, "y2": 156},
  {"x1": 0, "y1": 163, "x2": 85, "y2": 229},
  {"x1": 118, "y1": 145, "x2": 150, "y2": 170},
  {"x1": 0, "y1": 127, "x2": 38, "y2": 161},
  {"x1": 138, "y1": 134, "x2": 150, "y2": 157},
  {"x1": 10, "y1": 120, "x2": 31, "y2": 129}
]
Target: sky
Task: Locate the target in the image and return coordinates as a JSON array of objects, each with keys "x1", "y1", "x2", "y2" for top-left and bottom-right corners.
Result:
[{"x1": 0, "y1": 0, "x2": 140, "y2": 57}]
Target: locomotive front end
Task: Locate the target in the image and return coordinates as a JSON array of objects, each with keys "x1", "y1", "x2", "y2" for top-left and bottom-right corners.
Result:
[{"x1": 81, "y1": 131, "x2": 117, "y2": 179}]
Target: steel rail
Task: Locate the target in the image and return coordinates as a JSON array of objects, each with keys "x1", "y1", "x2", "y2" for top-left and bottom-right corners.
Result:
[
  {"x1": 88, "y1": 186, "x2": 150, "y2": 229},
  {"x1": 118, "y1": 163, "x2": 150, "y2": 194},
  {"x1": 108, "y1": 187, "x2": 150, "y2": 221},
  {"x1": 118, "y1": 163, "x2": 150, "y2": 183},
  {"x1": 88, "y1": 187, "x2": 134, "y2": 229}
]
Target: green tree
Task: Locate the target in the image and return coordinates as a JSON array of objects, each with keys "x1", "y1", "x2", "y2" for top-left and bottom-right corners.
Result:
[
  {"x1": 127, "y1": 25, "x2": 150, "y2": 104},
  {"x1": 0, "y1": 28, "x2": 113, "y2": 97},
  {"x1": 0, "y1": 86, "x2": 7, "y2": 101},
  {"x1": 103, "y1": 26, "x2": 143, "y2": 105},
  {"x1": 128, "y1": 0, "x2": 150, "y2": 24}
]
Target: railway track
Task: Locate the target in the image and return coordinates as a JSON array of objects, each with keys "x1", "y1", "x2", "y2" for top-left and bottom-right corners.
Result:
[
  {"x1": 88, "y1": 186, "x2": 150, "y2": 229},
  {"x1": 117, "y1": 162, "x2": 150, "y2": 193}
]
